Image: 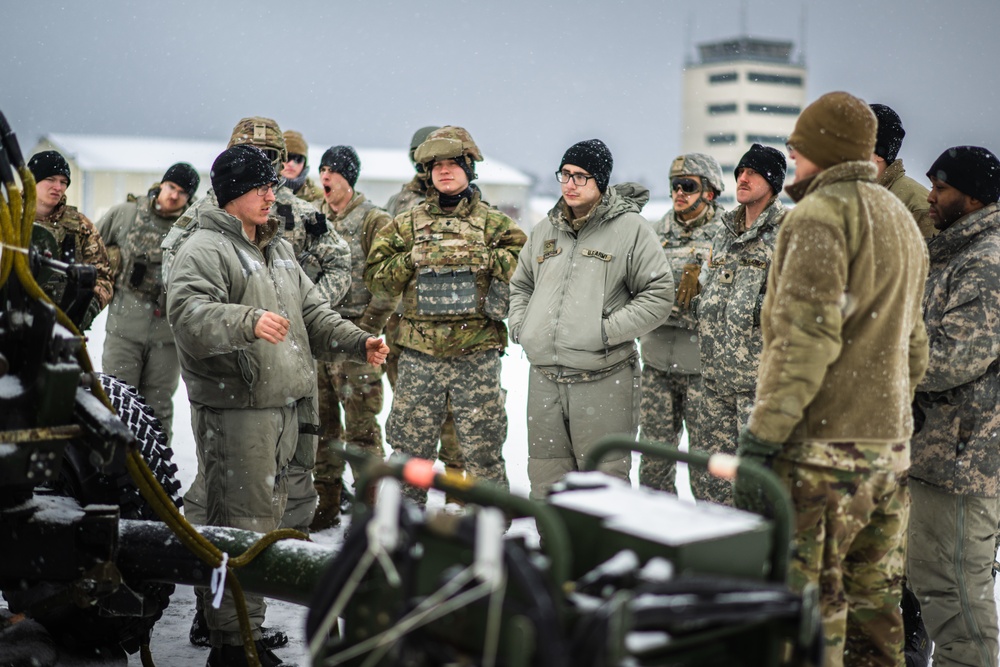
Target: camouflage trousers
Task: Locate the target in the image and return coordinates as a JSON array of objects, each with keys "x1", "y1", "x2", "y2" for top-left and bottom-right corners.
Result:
[
  {"x1": 526, "y1": 360, "x2": 638, "y2": 501},
  {"x1": 102, "y1": 334, "x2": 180, "y2": 443},
  {"x1": 907, "y1": 478, "x2": 1000, "y2": 667},
  {"x1": 387, "y1": 348, "x2": 508, "y2": 504},
  {"x1": 772, "y1": 454, "x2": 909, "y2": 667},
  {"x1": 638, "y1": 366, "x2": 705, "y2": 493},
  {"x1": 690, "y1": 383, "x2": 755, "y2": 505},
  {"x1": 183, "y1": 404, "x2": 296, "y2": 646},
  {"x1": 314, "y1": 358, "x2": 386, "y2": 484},
  {"x1": 385, "y1": 312, "x2": 463, "y2": 471}
]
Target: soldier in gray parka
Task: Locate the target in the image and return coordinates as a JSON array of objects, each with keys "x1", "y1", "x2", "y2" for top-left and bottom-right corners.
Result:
[
  {"x1": 167, "y1": 144, "x2": 389, "y2": 665},
  {"x1": 509, "y1": 139, "x2": 673, "y2": 499}
]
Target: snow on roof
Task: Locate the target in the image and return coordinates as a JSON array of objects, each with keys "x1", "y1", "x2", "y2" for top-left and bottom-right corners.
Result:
[{"x1": 42, "y1": 133, "x2": 531, "y2": 186}]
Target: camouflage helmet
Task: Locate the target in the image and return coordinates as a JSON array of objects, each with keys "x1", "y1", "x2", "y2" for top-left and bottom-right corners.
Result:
[
  {"x1": 228, "y1": 117, "x2": 287, "y2": 166},
  {"x1": 413, "y1": 126, "x2": 484, "y2": 168},
  {"x1": 408, "y1": 125, "x2": 441, "y2": 164},
  {"x1": 669, "y1": 153, "x2": 725, "y2": 194},
  {"x1": 282, "y1": 130, "x2": 308, "y2": 158}
]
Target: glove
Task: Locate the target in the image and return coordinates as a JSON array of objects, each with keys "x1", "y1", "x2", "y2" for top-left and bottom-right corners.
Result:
[
  {"x1": 732, "y1": 427, "x2": 783, "y2": 516},
  {"x1": 80, "y1": 297, "x2": 103, "y2": 332},
  {"x1": 675, "y1": 262, "x2": 701, "y2": 309}
]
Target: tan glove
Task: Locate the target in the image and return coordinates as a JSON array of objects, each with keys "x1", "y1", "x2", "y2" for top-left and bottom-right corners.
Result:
[{"x1": 676, "y1": 262, "x2": 701, "y2": 309}]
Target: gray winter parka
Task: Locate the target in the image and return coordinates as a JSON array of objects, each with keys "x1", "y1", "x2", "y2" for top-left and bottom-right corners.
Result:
[
  {"x1": 167, "y1": 206, "x2": 370, "y2": 410},
  {"x1": 509, "y1": 183, "x2": 673, "y2": 372}
]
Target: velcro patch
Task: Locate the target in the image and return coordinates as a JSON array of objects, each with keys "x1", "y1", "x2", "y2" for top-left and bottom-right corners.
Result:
[{"x1": 581, "y1": 248, "x2": 612, "y2": 262}]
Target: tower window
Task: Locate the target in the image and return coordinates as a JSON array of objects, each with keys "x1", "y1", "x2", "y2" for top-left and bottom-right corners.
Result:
[
  {"x1": 748, "y1": 72, "x2": 803, "y2": 86},
  {"x1": 708, "y1": 103, "x2": 737, "y2": 115},
  {"x1": 709, "y1": 72, "x2": 738, "y2": 83},
  {"x1": 747, "y1": 103, "x2": 801, "y2": 115}
]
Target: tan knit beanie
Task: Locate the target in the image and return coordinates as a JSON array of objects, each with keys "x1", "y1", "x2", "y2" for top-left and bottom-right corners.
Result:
[
  {"x1": 283, "y1": 130, "x2": 308, "y2": 157},
  {"x1": 788, "y1": 92, "x2": 877, "y2": 169}
]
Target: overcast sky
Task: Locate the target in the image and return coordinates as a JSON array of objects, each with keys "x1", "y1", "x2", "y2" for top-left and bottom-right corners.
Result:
[{"x1": 4, "y1": 0, "x2": 999, "y2": 200}]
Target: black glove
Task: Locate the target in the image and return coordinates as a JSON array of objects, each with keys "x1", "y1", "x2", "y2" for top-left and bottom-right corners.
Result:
[{"x1": 732, "y1": 427, "x2": 782, "y2": 516}]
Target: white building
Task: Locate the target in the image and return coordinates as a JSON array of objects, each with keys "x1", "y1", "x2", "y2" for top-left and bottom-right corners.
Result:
[
  {"x1": 29, "y1": 134, "x2": 532, "y2": 224},
  {"x1": 681, "y1": 36, "x2": 807, "y2": 206}
]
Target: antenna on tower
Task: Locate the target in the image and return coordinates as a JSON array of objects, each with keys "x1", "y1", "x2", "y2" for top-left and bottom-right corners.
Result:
[
  {"x1": 684, "y1": 11, "x2": 694, "y2": 65},
  {"x1": 740, "y1": 0, "x2": 749, "y2": 37},
  {"x1": 798, "y1": 1, "x2": 808, "y2": 65}
]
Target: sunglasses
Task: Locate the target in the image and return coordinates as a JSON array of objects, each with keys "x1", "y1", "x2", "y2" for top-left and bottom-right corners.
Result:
[
  {"x1": 286, "y1": 154, "x2": 306, "y2": 165},
  {"x1": 671, "y1": 178, "x2": 701, "y2": 194}
]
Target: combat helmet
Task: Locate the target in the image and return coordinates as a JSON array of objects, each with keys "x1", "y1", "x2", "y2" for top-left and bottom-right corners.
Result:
[
  {"x1": 408, "y1": 126, "x2": 441, "y2": 166},
  {"x1": 228, "y1": 117, "x2": 287, "y2": 168},
  {"x1": 669, "y1": 153, "x2": 725, "y2": 195},
  {"x1": 413, "y1": 126, "x2": 484, "y2": 169}
]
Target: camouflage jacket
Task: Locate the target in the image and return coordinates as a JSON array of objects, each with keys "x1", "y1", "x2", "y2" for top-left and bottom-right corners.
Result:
[
  {"x1": 911, "y1": 202, "x2": 1000, "y2": 495},
  {"x1": 639, "y1": 203, "x2": 724, "y2": 375},
  {"x1": 509, "y1": 183, "x2": 673, "y2": 374},
  {"x1": 748, "y1": 161, "x2": 929, "y2": 451},
  {"x1": 161, "y1": 185, "x2": 351, "y2": 306},
  {"x1": 294, "y1": 177, "x2": 323, "y2": 205},
  {"x1": 697, "y1": 197, "x2": 784, "y2": 394},
  {"x1": 319, "y1": 192, "x2": 397, "y2": 331},
  {"x1": 879, "y1": 159, "x2": 935, "y2": 240},
  {"x1": 385, "y1": 176, "x2": 427, "y2": 218},
  {"x1": 34, "y1": 197, "x2": 114, "y2": 310},
  {"x1": 96, "y1": 193, "x2": 184, "y2": 344},
  {"x1": 365, "y1": 188, "x2": 526, "y2": 357},
  {"x1": 166, "y1": 205, "x2": 370, "y2": 411}
]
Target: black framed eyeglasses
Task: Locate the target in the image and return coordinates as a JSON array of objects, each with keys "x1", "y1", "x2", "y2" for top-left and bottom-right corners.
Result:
[
  {"x1": 286, "y1": 154, "x2": 306, "y2": 164},
  {"x1": 670, "y1": 177, "x2": 701, "y2": 194},
  {"x1": 556, "y1": 170, "x2": 595, "y2": 186},
  {"x1": 255, "y1": 183, "x2": 277, "y2": 196}
]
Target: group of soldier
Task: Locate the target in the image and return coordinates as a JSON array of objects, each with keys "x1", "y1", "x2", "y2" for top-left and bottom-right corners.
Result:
[{"x1": 24, "y1": 92, "x2": 1000, "y2": 666}]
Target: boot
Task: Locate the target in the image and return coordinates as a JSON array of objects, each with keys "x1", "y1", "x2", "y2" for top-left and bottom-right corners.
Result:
[
  {"x1": 310, "y1": 479, "x2": 343, "y2": 532},
  {"x1": 206, "y1": 640, "x2": 286, "y2": 667},
  {"x1": 190, "y1": 607, "x2": 288, "y2": 649},
  {"x1": 443, "y1": 464, "x2": 467, "y2": 507}
]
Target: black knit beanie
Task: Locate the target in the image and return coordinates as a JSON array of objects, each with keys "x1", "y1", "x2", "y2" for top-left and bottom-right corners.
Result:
[
  {"x1": 560, "y1": 139, "x2": 613, "y2": 192},
  {"x1": 28, "y1": 150, "x2": 72, "y2": 186},
  {"x1": 735, "y1": 144, "x2": 787, "y2": 195},
  {"x1": 320, "y1": 145, "x2": 361, "y2": 188},
  {"x1": 211, "y1": 145, "x2": 278, "y2": 208},
  {"x1": 870, "y1": 104, "x2": 906, "y2": 164},
  {"x1": 161, "y1": 162, "x2": 200, "y2": 198},
  {"x1": 927, "y1": 146, "x2": 1000, "y2": 205}
]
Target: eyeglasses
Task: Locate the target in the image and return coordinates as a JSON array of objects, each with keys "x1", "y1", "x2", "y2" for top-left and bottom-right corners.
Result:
[
  {"x1": 555, "y1": 170, "x2": 595, "y2": 187},
  {"x1": 670, "y1": 177, "x2": 701, "y2": 194},
  {"x1": 255, "y1": 183, "x2": 277, "y2": 196},
  {"x1": 286, "y1": 154, "x2": 305, "y2": 165}
]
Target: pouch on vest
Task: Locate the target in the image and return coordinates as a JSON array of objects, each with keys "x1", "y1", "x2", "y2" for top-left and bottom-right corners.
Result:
[
  {"x1": 415, "y1": 266, "x2": 479, "y2": 316},
  {"x1": 482, "y1": 279, "x2": 510, "y2": 321}
]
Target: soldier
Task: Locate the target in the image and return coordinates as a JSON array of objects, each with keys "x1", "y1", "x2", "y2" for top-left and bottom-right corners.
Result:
[
  {"x1": 97, "y1": 162, "x2": 200, "y2": 443},
  {"x1": 365, "y1": 126, "x2": 526, "y2": 505},
  {"x1": 695, "y1": 144, "x2": 786, "y2": 504},
  {"x1": 637, "y1": 153, "x2": 724, "y2": 493},
  {"x1": 310, "y1": 145, "x2": 396, "y2": 529},
  {"x1": 870, "y1": 103, "x2": 935, "y2": 239},
  {"x1": 281, "y1": 130, "x2": 322, "y2": 204},
  {"x1": 908, "y1": 146, "x2": 1000, "y2": 667},
  {"x1": 383, "y1": 126, "x2": 468, "y2": 500},
  {"x1": 736, "y1": 92, "x2": 929, "y2": 666},
  {"x1": 28, "y1": 150, "x2": 113, "y2": 330},
  {"x1": 167, "y1": 144, "x2": 388, "y2": 666},
  {"x1": 509, "y1": 139, "x2": 673, "y2": 500},
  {"x1": 165, "y1": 117, "x2": 350, "y2": 649}
]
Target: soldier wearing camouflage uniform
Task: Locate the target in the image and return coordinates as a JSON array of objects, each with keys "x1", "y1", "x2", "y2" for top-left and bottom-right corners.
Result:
[
  {"x1": 281, "y1": 130, "x2": 323, "y2": 204},
  {"x1": 311, "y1": 145, "x2": 396, "y2": 529},
  {"x1": 28, "y1": 151, "x2": 114, "y2": 330},
  {"x1": 870, "y1": 104, "x2": 935, "y2": 240},
  {"x1": 908, "y1": 146, "x2": 1000, "y2": 667},
  {"x1": 96, "y1": 163, "x2": 200, "y2": 443},
  {"x1": 737, "y1": 92, "x2": 929, "y2": 667},
  {"x1": 509, "y1": 139, "x2": 673, "y2": 500},
  {"x1": 695, "y1": 144, "x2": 786, "y2": 505},
  {"x1": 637, "y1": 153, "x2": 724, "y2": 493},
  {"x1": 384, "y1": 126, "x2": 467, "y2": 496},
  {"x1": 365, "y1": 126, "x2": 526, "y2": 505}
]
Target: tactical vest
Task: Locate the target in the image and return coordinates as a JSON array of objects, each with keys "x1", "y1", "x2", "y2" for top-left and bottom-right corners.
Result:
[
  {"x1": 330, "y1": 196, "x2": 379, "y2": 317},
  {"x1": 34, "y1": 204, "x2": 86, "y2": 304},
  {"x1": 117, "y1": 195, "x2": 174, "y2": 304},
  {"x1": 405, "y1": 204, "x2": 492, "y2": 321}
]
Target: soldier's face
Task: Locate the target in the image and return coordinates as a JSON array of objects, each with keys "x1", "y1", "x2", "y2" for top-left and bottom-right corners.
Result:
[
  {"x1": 224, "y1": 183, "x2": 276, "y2": 228},
  {"x1": 735, "y1": 168, "x2": 772, "y2": 206},
  {"x1": 157, "y1": 181, "x2": 190, "y2": 215},
  {"x1": 560, "y1": 163, "x2": 601, "y2": 216},
  {"x1": 671, "y1": 174, "x2": 706, "y2": 210},
  {"x1": 282, "y1": 154, "x2": 306, "y2": 180},
  {"x1": 788, "y1": 146, "x2": 821, "y2": 183},
  {"x1": 319, "y1": 167, "x2": 352, "y2": 206},
  {"x1": 36, "y1": 175, "x2": 69, "y2": 209},
  {"x1": 928, "y1": 177, "x2": 975, "y2": 230},
  {"x1": 431, "y1": 159, "x2": 469, "y2": 196}
]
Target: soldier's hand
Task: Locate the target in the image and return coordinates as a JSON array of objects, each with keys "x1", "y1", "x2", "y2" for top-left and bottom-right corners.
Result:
[
  {"x1": 255, "y1": 311, "x2": 290, "y2": 344},
  {"x1": 365, "y1": 337, "x2": 390, "y2": 365},
  {"x1": 675, "y1": 261, "x2": 702, "y2": 309},
  {"x1": 732, "y1": 427, "x2": 782, "y2": 517}
]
